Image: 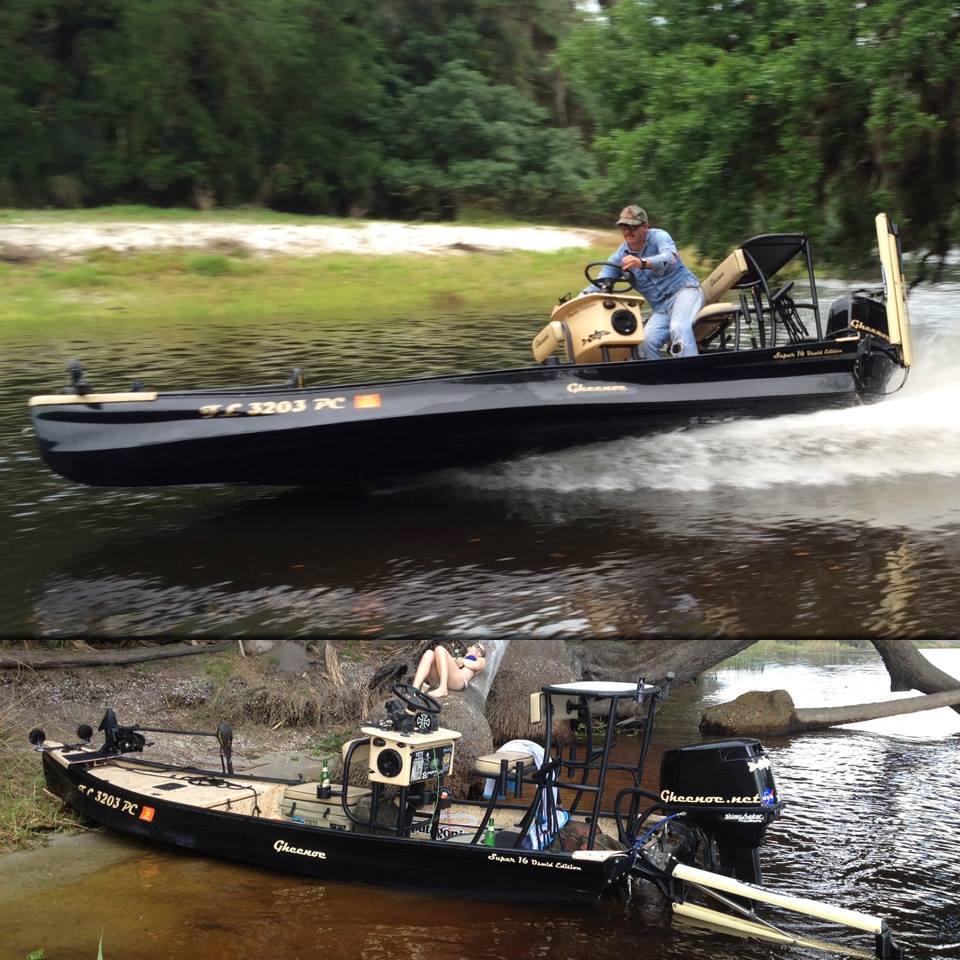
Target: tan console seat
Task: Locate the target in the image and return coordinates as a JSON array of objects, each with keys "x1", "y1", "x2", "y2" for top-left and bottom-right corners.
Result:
[{"x1": 694, "y1": 248, "x2": 748, "y2": 344}]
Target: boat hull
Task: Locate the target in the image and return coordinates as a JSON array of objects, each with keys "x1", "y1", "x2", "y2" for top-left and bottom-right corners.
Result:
[
  {"x1": 43, "y1": 753, "x2": 628, "y2": 901},
  {"x1": 29, "y1": 338, "x2": 899, "y2": 487}
]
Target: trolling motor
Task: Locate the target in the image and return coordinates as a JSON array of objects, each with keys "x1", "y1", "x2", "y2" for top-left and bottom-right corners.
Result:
[
  {"x1": 32, "y1": 709, "x2": 236, "y2": 774},
  {"x1": 99, "y1": 708, "x2": 148, "y2": 755}
]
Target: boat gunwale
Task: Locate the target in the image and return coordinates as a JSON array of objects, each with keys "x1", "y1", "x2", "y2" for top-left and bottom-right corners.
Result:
[
  {"x1": 27, "y1": 335, "x2": 869, "y2": 406},
  {"x1": 42, "y1": 747, "x2": 633, "y2": 876}
]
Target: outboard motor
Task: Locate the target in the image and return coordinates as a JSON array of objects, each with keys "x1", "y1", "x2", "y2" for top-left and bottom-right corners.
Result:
[
  {"x1": 826, "y1": 294, "x2": 890, "y2": 342},
  {"x1": 659, "y1": 739, "x2": 781, "y2": 884}
]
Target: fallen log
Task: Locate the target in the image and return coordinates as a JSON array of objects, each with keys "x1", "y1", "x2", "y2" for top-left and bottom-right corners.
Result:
[
  {"x1": 700, "y1": 687, "x2": 960, "y2": 736},
  {"x1": 0, "y1": 641, "x2": 235, "y2": 670},
  {"x1": 869, "y1": 638, "x2": 960, "y2": 715}
]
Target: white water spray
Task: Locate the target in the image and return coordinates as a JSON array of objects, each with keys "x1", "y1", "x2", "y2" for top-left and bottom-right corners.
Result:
[{"x1": 466, "y1": 319, "x2": 960, "y2": 496}]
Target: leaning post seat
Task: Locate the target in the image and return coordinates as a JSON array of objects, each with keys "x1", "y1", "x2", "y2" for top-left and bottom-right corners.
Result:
[
  {"x1": 474, "y1": 747, "x2": 535, "y2": 799},
  {"x1": 468, "y1": 745, "x2": 538, "y2": 845},
  {"x1": 529, "y1": 691, "x2": 580, "y2": 724},
  {"x1": 532, "y1": 293, "x2": 646, "y2": 364},
  {"x1": 694, "y1": 247, "x2": 749, "y2": 344},
  {"x1": 700, "y1": 248, "x2": 749, "y2": 307}
]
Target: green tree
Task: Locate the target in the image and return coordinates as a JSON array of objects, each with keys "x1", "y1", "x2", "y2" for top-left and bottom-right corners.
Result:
[
  {"x1": 377, "y1": 0, "x2": 583, "y2": 118},
  {"x1": 0, "y1": 0, "x2": 126, "y2": 205},
  {"x1": 561, "y1": 0, "x2": 960, "y2": 266},
  {"x1": 91, "y1": 0, "x2": 383, "y2": 210},
  {"x1": 861, "y1": 0, "x2": 960, "y2": 266},
  {"x1": 377, "y1": 60, "x2": 589, "y2": 219},
  {"x1": 0, "y1": 0, "x2": 383, "y2": 211}
]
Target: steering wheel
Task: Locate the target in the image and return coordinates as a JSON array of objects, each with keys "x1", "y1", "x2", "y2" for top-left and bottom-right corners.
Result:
[
  {"x1": 584, "y1": 261, "x2": 634, "y2": 294},
  {"x1": 392, "y1": 682, "x2": 441, "y2": 715}
]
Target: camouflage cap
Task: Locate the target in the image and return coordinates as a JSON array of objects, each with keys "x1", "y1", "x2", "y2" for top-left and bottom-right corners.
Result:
[{"x1": 616, "y1": 205, "x2": 648, "y2": 227}]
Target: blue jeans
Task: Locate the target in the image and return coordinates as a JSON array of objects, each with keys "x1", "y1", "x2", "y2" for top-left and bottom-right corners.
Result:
[{"x1": 642, "y1": 286, "x2": 705, "y2": 359}]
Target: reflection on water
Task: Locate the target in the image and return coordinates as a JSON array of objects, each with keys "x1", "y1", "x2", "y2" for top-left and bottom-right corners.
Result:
[
  {"x1": 3, "y1": 650, "x2": 958, "y2": 959},
  {"x1": 2, "y1": 285, "x2": 960, "y2": 640}
]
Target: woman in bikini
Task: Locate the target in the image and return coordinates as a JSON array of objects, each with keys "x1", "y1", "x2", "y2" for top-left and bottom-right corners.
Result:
[{"x1": 411, "y1": 642, "x2": 487, "y2": 698}]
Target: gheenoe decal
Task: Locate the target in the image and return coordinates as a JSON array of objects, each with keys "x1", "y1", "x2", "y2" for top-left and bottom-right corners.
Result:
[
  {"x1": 566, "y1": 383, "x2": 629, "y2": 394},
  {"x1": 274, "y1": 839, "x2": 327, "y2": 859},
  {"x1": 851, "y1": 318, "x2": 890, "y2": 341}
]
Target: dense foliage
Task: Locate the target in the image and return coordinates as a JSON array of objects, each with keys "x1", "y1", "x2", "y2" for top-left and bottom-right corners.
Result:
[
  {"x1": 560, "y1": 0, "x2": 960, "y2": 263},
  {"x1": 1, "y1": 0, "x2": 957, "y2": 264}
]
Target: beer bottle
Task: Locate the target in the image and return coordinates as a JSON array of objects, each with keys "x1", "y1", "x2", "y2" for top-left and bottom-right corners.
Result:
[
  {"x1": 320, "y1": 758, "x2": 332, "y2": 800},
  {"x1": 484, "y1": 816, "x2": 496, "y2": 846}
]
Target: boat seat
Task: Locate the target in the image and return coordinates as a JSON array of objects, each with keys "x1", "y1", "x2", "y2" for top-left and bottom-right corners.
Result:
[
  {"x1": 474, "y1": 747, "x2": 536, "y2": 821},
  {"x1": 529, "y1": 691, "x2": 580, "y2": 724},
  {"x1": 474, "y1": 747, "x2": 535, "y2": 798},
  {"x1": 694, "y1": 248, "x2": 749, "y2": 347},
  {"x1": 532, "y1": 320, "x2": 569, "y2": 364},
  {"x1": 693, "y1": 301, "x2": 742, "y2": 344},
  {"x1": 700, "y1": 248, "x2": 748, "y2": 307}
]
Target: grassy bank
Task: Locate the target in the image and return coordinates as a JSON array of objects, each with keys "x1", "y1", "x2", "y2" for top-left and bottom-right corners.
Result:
[
  {"x1": 0, "y1": 206, "x2": 703, "y2": 334},
  {"x1": 0, "y1": 245, "x2": 613, "y2": 333},
  {"x1": 0, "y1": 703, "x2": 84, "y2": 851}
]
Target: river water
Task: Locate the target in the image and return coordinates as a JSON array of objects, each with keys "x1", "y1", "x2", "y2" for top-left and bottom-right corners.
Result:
[
  {"x1": 1, "y1": 281, "x2": 959, "y2": 641},
  {"x1": 2, "y1": 647, "x2": 958, "y2": 959}
]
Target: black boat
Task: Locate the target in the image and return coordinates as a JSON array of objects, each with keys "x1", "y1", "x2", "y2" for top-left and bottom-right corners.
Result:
[
  {"x1": 32, "y1": 678, "x2": 902, "y2": 958},
  {"x1": 28, "y1": 213, "x2": 912, "y2": 487}
]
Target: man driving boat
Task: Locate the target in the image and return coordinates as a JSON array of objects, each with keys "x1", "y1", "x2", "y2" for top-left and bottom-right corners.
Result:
[{"x1": 586, "y1": 205, "x2": 703, "y2": 358}]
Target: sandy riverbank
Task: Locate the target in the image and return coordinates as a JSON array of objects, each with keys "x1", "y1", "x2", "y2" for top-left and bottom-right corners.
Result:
[{"x1": 0, "y1": 219, "x2": 609, "y2": 259}]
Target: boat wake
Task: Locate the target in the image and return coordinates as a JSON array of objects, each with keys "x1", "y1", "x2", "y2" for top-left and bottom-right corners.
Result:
[{"x1": 460, "y1": 328, "x2": 960, "y2": 496}]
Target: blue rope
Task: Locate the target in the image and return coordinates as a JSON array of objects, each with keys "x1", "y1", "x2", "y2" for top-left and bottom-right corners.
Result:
[{"x1": 632, "y1": 812, "x2": 681, "y2": 848}]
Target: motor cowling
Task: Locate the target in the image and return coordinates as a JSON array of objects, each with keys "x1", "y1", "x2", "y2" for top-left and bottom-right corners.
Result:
[
  {"x1": 659, "y1": 739, "x2": 781, "y2": 883},
  {"x1": 827, "y1": 294, "x2": 890, "y2": 342}
]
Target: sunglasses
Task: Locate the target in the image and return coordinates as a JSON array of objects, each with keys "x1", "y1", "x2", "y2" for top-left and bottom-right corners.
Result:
[{"x1": 620, "y1": 223, "x2": 645, "y2": 234}]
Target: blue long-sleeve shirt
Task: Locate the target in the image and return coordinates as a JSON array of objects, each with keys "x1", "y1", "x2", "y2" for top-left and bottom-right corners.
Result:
[{"x1": 592, "y1": 228, "x2": 700, "y2": 312}]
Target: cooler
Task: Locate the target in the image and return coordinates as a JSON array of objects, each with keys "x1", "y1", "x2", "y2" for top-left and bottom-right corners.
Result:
[{"x1": 280, "y1": 783, "x2": 371, "y2": 831}]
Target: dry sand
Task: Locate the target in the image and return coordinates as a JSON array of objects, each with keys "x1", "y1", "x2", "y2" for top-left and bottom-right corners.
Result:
[{"x1": 0, "y1": 218, "x2": 609, "y2": 259}]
